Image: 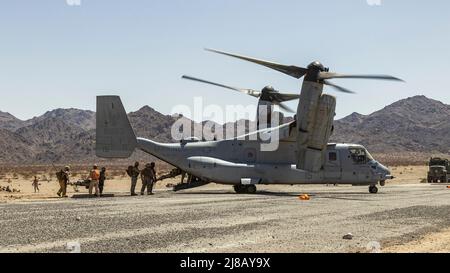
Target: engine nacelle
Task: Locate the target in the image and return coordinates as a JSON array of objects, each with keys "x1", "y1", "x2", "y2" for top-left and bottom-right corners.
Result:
[
  {"x1": 256, "y1": 100, "x2": 285, "y2": 130},
  {"x1": 295, "y1": 81, "x2": 323, "y2": 171},
  {"x1": 303, "y1": 94, "x2": 336, "y2": 172},
  {"x1": 295, "y1": 78, "x2": 336, "y2": 172}
]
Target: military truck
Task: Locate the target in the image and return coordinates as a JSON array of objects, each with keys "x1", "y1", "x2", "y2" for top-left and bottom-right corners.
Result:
[{"x1": 427, "y1": 157, "x2": 449, "y2": 183}]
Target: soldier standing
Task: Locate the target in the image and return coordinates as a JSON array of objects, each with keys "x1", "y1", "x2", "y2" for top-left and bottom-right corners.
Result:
[
  {"x1": 89, "y1": 164, "x2": 100, "y2": 197},
  {"x1": 57, "y1": 166, "x2": 70, "y2": 198},
  {"x1": 130, "y1": 161, "x2": 140, "y2": 196},
  {"x1": 141, "y1": 162, "x2": 157, "y2": 195},
  {"x1": 32, "y1": 176, "x2": 40, "y2": 193},
  {"x1": 99, "y1": 167, "x2": 106, "y2": 197}
]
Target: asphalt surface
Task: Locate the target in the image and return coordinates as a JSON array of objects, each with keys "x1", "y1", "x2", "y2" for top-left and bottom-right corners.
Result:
[{"x1": 1, "y1": 183, "x2": 450, "y2": 253}]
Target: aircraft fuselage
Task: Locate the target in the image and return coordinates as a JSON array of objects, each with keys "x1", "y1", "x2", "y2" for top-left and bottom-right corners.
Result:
[{"x1": 137, "y1": 136, "x2": 392, "y2": 186}]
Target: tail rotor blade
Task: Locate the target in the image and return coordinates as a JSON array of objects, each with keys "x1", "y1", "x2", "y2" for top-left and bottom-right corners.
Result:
[{"x1": 205, "y1": 48, "x2": 308, "y2": 79}]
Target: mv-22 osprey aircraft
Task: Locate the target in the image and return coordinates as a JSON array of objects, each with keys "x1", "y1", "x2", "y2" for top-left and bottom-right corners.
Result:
[{"x1": 96, "y1": 49, "x2": 403, "y2": 194}]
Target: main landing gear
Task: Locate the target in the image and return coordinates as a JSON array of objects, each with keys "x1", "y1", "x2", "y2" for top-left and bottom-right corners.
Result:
[{"x1": 234, "y1": 184, "x2": 257, "y2": 194}]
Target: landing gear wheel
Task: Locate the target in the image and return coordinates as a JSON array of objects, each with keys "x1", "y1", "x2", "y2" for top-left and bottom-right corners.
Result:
[
  {"x1": 246, "y1": 185, "x2": 257, "y2": 194},
  {"x1": 233, "y1": 185, "x2": 257, "y2": 194},
  {"x1": 233, "y1": 185, "x2": 244, "y2": 194},
  {"x1": 369, "y1": 185, "x2": 378, "y2": 194}
]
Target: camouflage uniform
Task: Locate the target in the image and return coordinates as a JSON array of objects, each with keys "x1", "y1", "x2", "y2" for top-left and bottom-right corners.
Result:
[
  {"x1": 130, "y1": 163, "x2": 140, "y2": 196},
  {"x1": 141, "y1": 163, "x2": 156, "y2": 195},
  {"x1": 57, "y1": 167, "x2": 70, "y2": 197},
  {"x1": 99, "y1": 168, "x2": 106, "y2": 195}
]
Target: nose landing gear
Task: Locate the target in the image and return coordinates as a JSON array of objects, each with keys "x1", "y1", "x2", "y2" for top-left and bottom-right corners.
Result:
[{"x1": 369, "y1": 185, "x2": 378, "y2": 194}]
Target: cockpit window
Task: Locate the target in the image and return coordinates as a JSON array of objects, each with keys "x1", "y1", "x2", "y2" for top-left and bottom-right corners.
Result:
[
  {"x1": 349, "y1": 148, "x2": 372, "y2": 164},
  {"x1": 365, "y1": 149, "x2": 374, "y2": 161}
]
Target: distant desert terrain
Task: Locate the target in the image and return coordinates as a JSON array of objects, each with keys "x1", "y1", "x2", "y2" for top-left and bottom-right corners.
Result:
[{"x1": 0, "y1": 164, "x2": 430, "y2": 202}]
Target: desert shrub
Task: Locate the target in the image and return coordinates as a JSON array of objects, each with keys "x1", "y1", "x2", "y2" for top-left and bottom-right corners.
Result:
[{"x1": 22, "y1": 172, "x2": 33, "y2": 180}]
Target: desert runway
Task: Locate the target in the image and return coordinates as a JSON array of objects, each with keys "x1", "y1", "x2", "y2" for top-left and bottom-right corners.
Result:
[{"x1": 1, "y1": 182, "x2": 450, "y2": 253}]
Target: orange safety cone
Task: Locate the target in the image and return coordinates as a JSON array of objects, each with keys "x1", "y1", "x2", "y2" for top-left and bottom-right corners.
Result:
[{"x1": 299, "y1": 194, "x2": 310, "y2": 201}]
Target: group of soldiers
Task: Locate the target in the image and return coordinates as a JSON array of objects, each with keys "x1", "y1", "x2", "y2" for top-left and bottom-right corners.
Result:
[
  {"x1": 127, "y1": 161, "x2": 157, "y2": 196},
  {"x1": 56, "y1": 165, "x2": 107, "y2": 198},
  {"x1": 53, "y1": 161, "x2": 157, "y2": 198}
]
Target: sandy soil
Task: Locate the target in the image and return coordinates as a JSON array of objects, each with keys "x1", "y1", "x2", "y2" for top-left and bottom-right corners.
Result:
[
  {"x1": 383, "y1": 228, "x2": 450, "y2": 253},
  {"x1": 0, "y1": 165, "x2": 429, "y2": 202},
  {"x1": 2, "y1": 164, "x2": 449, "y2": 253},
  {"x1": 0, "y1": 168, "x2": 178, "y2": 202},
  {"x1": 388, "y1": 165, "x2": 428, "y2": 184},
  {"x1": 1, "y1": 183, "x2": 450, "y2": 253}
]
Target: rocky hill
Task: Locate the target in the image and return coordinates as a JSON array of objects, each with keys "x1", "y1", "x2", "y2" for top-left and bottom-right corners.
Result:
[
  {"x1": 28, "y1": 108, "x2": 96, "y2": 131},
  {"x1": 0, "y1": 111, "x2": 26, "y2": 132},
  {"x1": 331, "y1": 95, "x2": 450, "y2": 154},
  {"x1": 0, "y1": 95, "x2": 448, "y2": 164},
  {"x1": 0, "y1": 129, "x2": 33, "y2": 163}
]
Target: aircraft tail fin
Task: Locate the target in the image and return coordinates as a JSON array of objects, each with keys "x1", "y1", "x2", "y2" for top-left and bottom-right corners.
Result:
[{"x1": 96, "y1": 96, "x2": 137, "y2": 158}]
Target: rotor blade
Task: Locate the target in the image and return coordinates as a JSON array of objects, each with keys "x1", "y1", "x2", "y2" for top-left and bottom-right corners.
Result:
[
  {"x1": 277, "y1": 102, "x2": 295, "y2": 113},
  {"x1": 182, "y1": 75, "x2": 261, "y2": 98},
  {"x1": 323, "y1": 80, "x2": 356, "y2": 94},
  {"x1": 319, "y1": 72, "x2": 404, "y2": 82},
  {"x1": 273, "y1": 92, "x2": 301, "y2": 102},
  {"x1": 205, "y1": 48, "x2": 308, "y2": 79}
]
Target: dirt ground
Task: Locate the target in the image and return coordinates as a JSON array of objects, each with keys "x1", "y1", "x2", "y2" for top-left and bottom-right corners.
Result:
[
  {"x1": 0, "y1": 166, "x2": 177, "y2": 202},
  {"x1": 383, "y1": 228, "x2": 450, "y2": 253},
  {"x1": 1, "y1": 164, "x2": 450, "y2": 253},
  {"x1": 0, "y1": 165, "x2": 429, "y2": 202}
]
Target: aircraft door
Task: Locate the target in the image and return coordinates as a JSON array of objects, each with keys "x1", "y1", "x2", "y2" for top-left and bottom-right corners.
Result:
[
  {"x1": 347, "y1": 147, "x2": 372, "y2": 183},
  {"x1": 356, "y1": 166, "x2": 372, "y2": 182},
  {"x1": 324, "y1": 150, "x2": 342, "y2": 180}
]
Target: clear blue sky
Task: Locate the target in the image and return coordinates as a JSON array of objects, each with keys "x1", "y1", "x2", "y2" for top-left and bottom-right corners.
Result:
[{"x1": 0, "y1": 0, "x2": 449, "y2": 123}]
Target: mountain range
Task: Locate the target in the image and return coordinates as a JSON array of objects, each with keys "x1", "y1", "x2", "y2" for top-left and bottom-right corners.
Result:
[{"x1": 0, "y1": 95, "x2": 448, "y2": 165}]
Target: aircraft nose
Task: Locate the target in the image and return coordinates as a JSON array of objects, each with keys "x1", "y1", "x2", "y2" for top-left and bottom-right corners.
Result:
[
  {"x1": 379, "y1": 163, "x2": 390, "y2": 174},
  {"x1": 378, "y1": 163, "x2": 394, "y2": 180}
]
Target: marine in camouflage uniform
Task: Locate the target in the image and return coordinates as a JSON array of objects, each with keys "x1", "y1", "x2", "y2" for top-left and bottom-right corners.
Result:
[
  {"x1": 130, "y1": 162, "x2": 140, "y2": 196},
  {"x1": 57, "y1": 166, "x2": 70, "y2": 198},
  {"x1": 141, "y1": 162, "x2": 157, "y2": 195}
]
